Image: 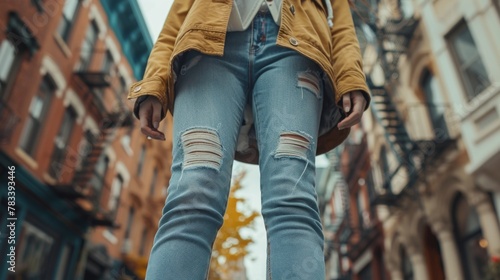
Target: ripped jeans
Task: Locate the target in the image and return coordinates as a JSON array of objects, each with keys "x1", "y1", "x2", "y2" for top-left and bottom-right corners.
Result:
[{"x1": 145, "y1": 10, "x2": 326, "y2": 280}]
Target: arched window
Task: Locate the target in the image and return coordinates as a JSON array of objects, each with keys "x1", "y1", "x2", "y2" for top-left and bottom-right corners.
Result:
[
  {"x1": 452, "y1": 193, "x2": 488, "y2": 279},
  {"x1": 420, "y1": 69, "x2": 448, "y2": 139}
]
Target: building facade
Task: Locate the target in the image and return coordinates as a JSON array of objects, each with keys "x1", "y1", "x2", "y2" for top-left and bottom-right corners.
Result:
[
  {"x1": 319, "y1": 125, "x2": 387, "y2": 280},
  {"x1": 0, "y1": 0, "x2": 172, "y2": 279},
  {"x1": 321, "y1": 0, "x2": 500, "y2": 279}
]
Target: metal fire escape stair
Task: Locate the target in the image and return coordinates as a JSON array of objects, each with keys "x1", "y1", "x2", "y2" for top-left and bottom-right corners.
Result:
[
  {"x1": 51, "y1": 63, "x2": 134, "y2": 227},
  {"x1": 72, "y1": 84, "x2": 133, "y2": 200},
  {"x1": 364, "y1": 5, "x2": 423, "y2": 206}
]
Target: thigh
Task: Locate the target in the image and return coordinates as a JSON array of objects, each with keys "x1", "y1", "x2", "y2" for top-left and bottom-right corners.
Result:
[
  {"x1": 252, "y1": 50, "x2": 324, "y2": 163},
  {"x1": 172, "y1": 50, "x2": 249, "y2": 170}
]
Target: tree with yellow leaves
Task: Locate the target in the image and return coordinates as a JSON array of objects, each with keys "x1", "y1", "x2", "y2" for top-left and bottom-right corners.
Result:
[{"x1": 208, "y1": 170, "x2": 260, "y2": 280}]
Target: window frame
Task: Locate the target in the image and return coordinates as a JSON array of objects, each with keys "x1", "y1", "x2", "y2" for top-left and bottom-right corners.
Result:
[
  {"x1": 89, "y1": 153, "x2": 109, "y2": 202},
  {"x1": 0, "y1": 39, "x2": 24, "y2": 101},
  {"x1": 137, "y1": 144, "x2": 146, "y2": 176},
  {"x1": 48, "y1": 106, "x2": 78, "y2": 179},
  {"x1": 57, "y1": 0, "x2": 81, "y2": 42},
  {"x1": 108, "y1": 174, "x2": 124, "y2": 219},
  {"x1": 139, "y1": 227, "x2": 148, "y2": 256},
  {"x1": 79, "y1": 20, "x2": 99, "y2": 70},
  {"x1": 452, "y1": 193, "x2": 489, "y2": 280},
  {"x1": 19, "y1": 75, "x2": 56, "y2": 157},
  {"x1": 420, "y1": 69, "x2": 449, "y2": 139},
  {"x1": 101, "y1": 50, "x2": 114, "y2": 73},
  {"x1": 400, "y1": 246, "x2": 414, "y2": 280},
  {"x1": 446, "y1": 20, "x2": 491, "y2": 102},
  {"x1": 124, "y1": 206, "x2": 135, "y2": 240},
  {"x1": 149, "y1": 167, "x2": 158, "y2": 197}
]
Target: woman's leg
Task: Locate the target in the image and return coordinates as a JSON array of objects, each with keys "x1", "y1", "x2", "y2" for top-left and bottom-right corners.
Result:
[
  {"x1": 251, "y1": 12, "x2": 326, "y2": 280},
  {"x1": 145, "y1": 49, "x2": 248, "y2": 279}
]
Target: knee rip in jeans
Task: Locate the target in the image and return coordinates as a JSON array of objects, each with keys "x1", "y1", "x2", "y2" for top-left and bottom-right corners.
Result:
[
  {"x1": 297, "y1": 70, "x2": 321, "y2": 99},
  {"x1": 274, "y1": 132, "x2": 311, "y2": 161},
  {"x1": 181, "y1": 128, "x2": 223, "y2": 170}
]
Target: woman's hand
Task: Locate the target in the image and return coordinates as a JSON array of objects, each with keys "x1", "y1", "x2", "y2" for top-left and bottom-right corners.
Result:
[
  {"x1": 138, "y1": 96, "x2": 166, "y2": 141},
  {"x1": 337, "y1": 90, "x2": 367, "y2": 130}
]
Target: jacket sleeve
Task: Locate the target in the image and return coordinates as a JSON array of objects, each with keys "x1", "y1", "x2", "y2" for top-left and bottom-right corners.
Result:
[
  {"x1": 127, "y1": 0, "x2": 194, "y2": 120},
  {"x1": 329, "y1": 0, "x2": 371, "y2": 110}
]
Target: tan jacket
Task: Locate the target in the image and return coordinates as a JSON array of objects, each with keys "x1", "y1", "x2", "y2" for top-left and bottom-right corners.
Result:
[{"x1": 127, "y1": 0, "x2": 370, "y2": 164}]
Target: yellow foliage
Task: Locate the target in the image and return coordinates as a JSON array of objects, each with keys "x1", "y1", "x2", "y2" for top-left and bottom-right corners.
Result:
[
  {"x1": 208, "y1": 171, "x2": 260, "y2": 280},
  {"x1": 123, "y1": 253, "x2": 148, "y2": 280}
]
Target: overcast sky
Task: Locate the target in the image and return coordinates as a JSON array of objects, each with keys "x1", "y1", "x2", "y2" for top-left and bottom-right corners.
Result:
[{"x1": 135, "y1": 1, "x2": 330, "y2": 279}]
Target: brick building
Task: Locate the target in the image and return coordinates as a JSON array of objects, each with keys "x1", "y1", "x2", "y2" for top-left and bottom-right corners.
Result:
[
  {"x1": 319, "y1": 125, "x2": 387, "y2": 280},
  {"x1": 320, "y1": 0, "x2": 500, "y2": 279},
  {"x1": 0, "y1": 0, "x2": 173, "y2": 279}
]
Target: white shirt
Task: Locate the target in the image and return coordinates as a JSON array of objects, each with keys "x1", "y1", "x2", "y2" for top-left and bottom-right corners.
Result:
[{"x1": 227, "y1": 0, "x2": 283, "y2": 31}]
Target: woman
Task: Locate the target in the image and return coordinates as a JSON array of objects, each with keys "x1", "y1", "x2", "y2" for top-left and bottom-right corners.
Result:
[{"x1": 128, "y1": 0, "x2": 370, "y2": 279}]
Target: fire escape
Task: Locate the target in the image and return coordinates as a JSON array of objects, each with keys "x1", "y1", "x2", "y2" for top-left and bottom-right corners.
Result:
[
  {"x1": 352, "y1": 0, "x2": 456, "y2": 207},
  {"x1": 325, "y1": 2, "x2": 459, "y2": 274},
  {"x1": 50, "y1": 59, "x2": 134, "y2": 228}
]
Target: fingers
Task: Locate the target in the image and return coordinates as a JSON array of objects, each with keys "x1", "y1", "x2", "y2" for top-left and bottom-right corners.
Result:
[
  {"x1": 337, "y1": 91, "x2": 366, "y2": 130},
  {"x1": 138, "y1": 97, "x2": 166, "y2": 141},
  {"x1": 342, "y1": 94, "x2": 351, "y2": 113},
  {"x1": 152, "y1": 100, "x2": 162, "y2": 129}
]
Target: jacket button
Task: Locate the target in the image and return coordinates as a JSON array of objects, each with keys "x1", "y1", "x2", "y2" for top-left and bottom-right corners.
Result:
[
  {"x1": 133, "y1": 86, "x2": 142, "y2": 92},
  {"x1": 289, "y1": 37, "x2": 299, "y2": 46},
  {"x1": 290, "y1": 5, "x2": 295, "y2": 15}
]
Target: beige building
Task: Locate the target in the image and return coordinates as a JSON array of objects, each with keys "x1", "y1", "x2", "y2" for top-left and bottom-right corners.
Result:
[{"x1": 351, "y1": 0, "x2": 500, "y2": 279}]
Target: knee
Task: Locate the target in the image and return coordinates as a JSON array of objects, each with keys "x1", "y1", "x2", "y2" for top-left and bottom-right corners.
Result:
[
  {"x1": 180, "y1": 127, "x2": 224, "y2": 171},
  {"x1": 274, "y1": 131, "x2": 312, "y2": 161}
]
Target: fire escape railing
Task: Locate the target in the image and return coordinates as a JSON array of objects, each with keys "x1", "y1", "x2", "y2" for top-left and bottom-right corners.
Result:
[
  {"x1": 49, "y1": 62, "x2": 134, "y2": 228},
  {"x1": 352, "y1": 1, "x2": 457, "y2": 207}
]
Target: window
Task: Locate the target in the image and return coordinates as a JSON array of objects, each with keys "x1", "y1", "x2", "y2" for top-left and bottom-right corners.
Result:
[
  {"x1": 48, "y1": 106, "x2": 77, "y2": 179},
  {"x1": 358, "y1": 263, "x2": 372, "y2": 280},
  {"x1": 10, "y1": 221, "x2": 55, "y2": 280},
  {"x1": 19, "y1": 75, "x2": 55, "y2": 156},
  {"x1": 124, "y1": 207, "x2": 135, "y2": 240},
  {"x1": 139, "y1": 227, "x2": 148, "y2": 256},
  {"x1": 398, "y1": 0, "x2": 414, "y2": 19},
  {"x1": 57, "y1": 0, "x2": 80, "y2": 41},
  {"x1": 137, "y1": 144, "x2": 146, "y2": 176},
  {"x1": 453, "y1": 194, "x2": 488, "y2": 280},
  {"x1": 366, "y1": 170, "x2": 376, "y2": 203},
  {"x1": 79, "y1": 21, "x2": 99, "y2": 70},
  {"x1": 54, "y1": 244, "x2": 73, "y2": 280},
  {"x1": 149, "y1": 167, "x2": 158, "y2": 197},
  {"x1": 108, "y1": 175, "x2": 124, "y2": 217},
  {"x1": 88, "y1": 154, "x2": 109, "y2": 201},
  {"x1": 357, "y1": 190, "x2": 366, "y2": 229},
  {"x1": 0, "y1": 40, "x2": 23, "y2": 100},
  {"x1": 421, "y1": 70, "x2": 449, "y2": 139},
  {"x1": 401, "y1": 246, "x2": 414, "y2": 280},
  {"x1": 380, "y1": 146, "x2": 391, "y2": 190},
  {"x1": 447, "y1": 21, "x2": 490, "y2": 101},
  {"x1": 102, "y1": 50, "x2": 114, "y2": 74},
  {"x1": 119, "y1": 76, "x2": 127, "y2": 95}
]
